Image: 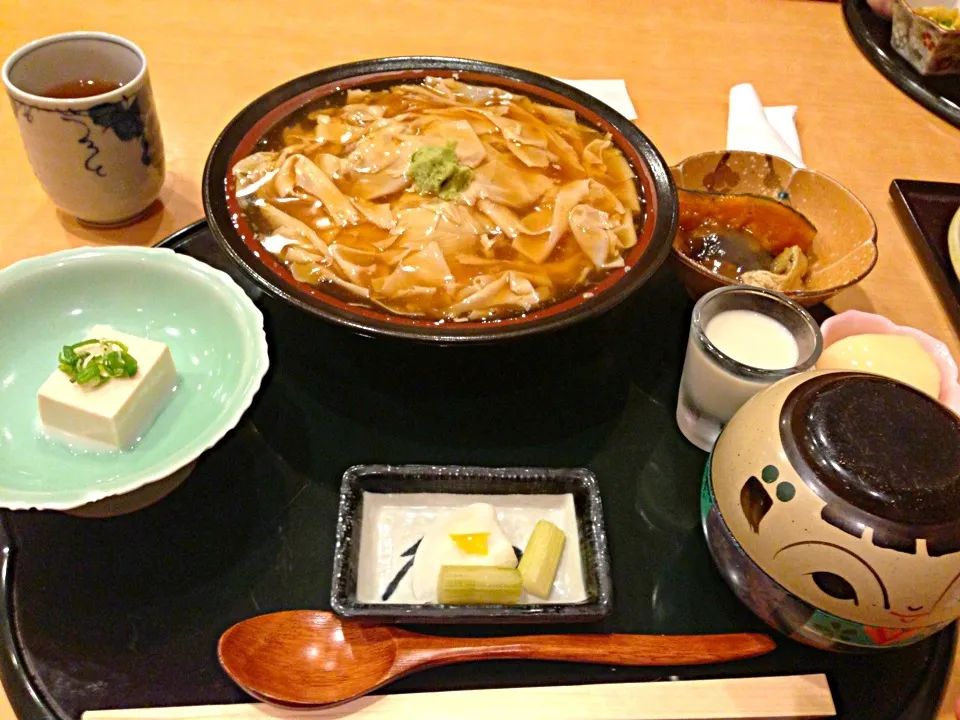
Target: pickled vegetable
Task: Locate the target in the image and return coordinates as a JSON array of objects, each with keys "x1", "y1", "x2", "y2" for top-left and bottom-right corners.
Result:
[
  {"x1": 518, "y1": 520, "x2": 566, "y2": 599},
  {"x1": 448, "y1": 532, "x2": 490, "y2": 556},
  {"x1": 436, "y1": 565, "x2": 523, "y2": 605}
]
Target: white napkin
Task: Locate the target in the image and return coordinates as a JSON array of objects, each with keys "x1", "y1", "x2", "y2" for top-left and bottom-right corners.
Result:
[
  {"x1": 556, "y1": 79, "x2": 638, "y2": 120},
  {"x1": 726, "y1": 83, "x2": 804, "y2": 168}
]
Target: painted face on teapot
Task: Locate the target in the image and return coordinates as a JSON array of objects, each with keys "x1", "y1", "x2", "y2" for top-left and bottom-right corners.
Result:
[{"x1": 711, "y1": 371, "x2": 960, "y2": 633}]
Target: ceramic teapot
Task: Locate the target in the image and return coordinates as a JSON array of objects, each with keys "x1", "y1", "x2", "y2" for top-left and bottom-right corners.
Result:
[{"x1": 702, "y1": 369, "x2": 960, "y2": 651}]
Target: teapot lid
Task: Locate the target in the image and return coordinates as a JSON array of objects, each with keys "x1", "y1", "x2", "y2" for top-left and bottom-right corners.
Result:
[{"x1": 780, "y1": 372, "x2": 960, "y2": 556}]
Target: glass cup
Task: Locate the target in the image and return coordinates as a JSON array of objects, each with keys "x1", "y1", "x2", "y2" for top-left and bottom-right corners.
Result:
[
  {"x1": 676, "y1": 286, "x2": 822, "y2": 451},
  {"x1": 2, "y1": 32, "x2": 165, "y2": 225}
]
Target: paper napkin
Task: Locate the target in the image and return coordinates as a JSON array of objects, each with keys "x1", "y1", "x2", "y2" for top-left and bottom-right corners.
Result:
[
  {"x1": 726, "y1": 83, "x2": 804, "y2": 168},
  {"x1": 556, "y1": 79, "x2": 638, "y2": 120}
]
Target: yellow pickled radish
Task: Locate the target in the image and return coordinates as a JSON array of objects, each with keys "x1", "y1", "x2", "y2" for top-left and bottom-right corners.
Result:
[{"x1": 448, "y1": 532, "x2": 490, "y2": 555}]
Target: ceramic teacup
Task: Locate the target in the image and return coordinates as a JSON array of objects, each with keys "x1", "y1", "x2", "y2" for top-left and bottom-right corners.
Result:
[{"x1": 2, "y1": 32, "x2": 165, "y2": 225}]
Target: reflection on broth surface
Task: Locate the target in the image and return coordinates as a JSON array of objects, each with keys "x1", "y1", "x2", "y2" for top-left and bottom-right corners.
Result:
[{"x1": 233, "y1": 77, "x2": 644, "y2": 321}]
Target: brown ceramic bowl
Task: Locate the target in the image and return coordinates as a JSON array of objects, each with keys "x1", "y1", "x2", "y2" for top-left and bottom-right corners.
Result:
[
  {"x1": 202, "y1": 56, "x2": 677, "y2": 343},
  {"x1": 670, "y1": 151, "x2": 878, "y2": 307}
]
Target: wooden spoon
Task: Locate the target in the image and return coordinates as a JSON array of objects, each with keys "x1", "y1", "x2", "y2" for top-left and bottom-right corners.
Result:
[{"x1": 218, "y1": 610, "x2": 776, "y2": 707}]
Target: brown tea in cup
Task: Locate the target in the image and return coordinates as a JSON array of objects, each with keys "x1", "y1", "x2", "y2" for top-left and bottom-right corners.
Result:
[{"x1": 42, "y1": 78, "x2": 124, "y2": 99}]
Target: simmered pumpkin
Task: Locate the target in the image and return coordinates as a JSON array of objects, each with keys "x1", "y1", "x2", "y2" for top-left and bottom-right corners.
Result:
[{"x1": 677, "y1": 189, "x2": 817, "y2": 256}]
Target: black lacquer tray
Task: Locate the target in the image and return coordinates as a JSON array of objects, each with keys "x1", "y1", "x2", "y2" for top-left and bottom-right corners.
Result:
[
  {"x1": 0, "y1": 221, "x2": 953, "y2": 720},
  {"x1": 892, "y1": 179, "x2": 960, "y2": 337},
  {"x1": 844, "y1": 0, "x2": 960, "y2": 129}
]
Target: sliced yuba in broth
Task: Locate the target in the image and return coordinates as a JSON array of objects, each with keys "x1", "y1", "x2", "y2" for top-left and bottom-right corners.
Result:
[
  {"x1": 232, "y1": 77, "x2": 643, "y2": 321},
  {"x1": 741, "y1": 246, "x2": 809, "y2": 292}
]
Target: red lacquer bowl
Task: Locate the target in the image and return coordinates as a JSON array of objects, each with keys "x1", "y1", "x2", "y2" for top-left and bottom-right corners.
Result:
[{"x1": 202, "y1": 56, "x2": 677, "y2": 343}]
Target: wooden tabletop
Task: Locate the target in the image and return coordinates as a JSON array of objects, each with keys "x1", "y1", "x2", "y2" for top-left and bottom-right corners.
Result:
[{"x1": 1, "y1": 0, "x2": 959, "y2": 718}]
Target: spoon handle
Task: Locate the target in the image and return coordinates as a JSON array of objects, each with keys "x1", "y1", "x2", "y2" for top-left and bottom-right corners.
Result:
[{"x1": 395, "y1": 631, "x2": 776, "y2": 669}]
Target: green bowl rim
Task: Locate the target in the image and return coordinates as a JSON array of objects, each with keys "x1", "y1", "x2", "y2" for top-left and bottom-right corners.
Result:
[{"x1": 0, "y1": 246, "x2": 270, "y2": 511}]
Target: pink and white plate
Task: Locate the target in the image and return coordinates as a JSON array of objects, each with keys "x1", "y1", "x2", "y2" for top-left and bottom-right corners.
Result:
[{"x1": 821, "y1": 309, "x2": 960, "y2": 415}]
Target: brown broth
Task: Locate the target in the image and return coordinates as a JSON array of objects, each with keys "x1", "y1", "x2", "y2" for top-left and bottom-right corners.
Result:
[
  {"x1": 676, "y1": 225, "x2": 774, "y2": 280},
  {"x1": 41, "y1": 79, "x2": 124, "y2": 99},
  {"x1": 238, "y1": 80, "x2": 644, "y2": 321}
]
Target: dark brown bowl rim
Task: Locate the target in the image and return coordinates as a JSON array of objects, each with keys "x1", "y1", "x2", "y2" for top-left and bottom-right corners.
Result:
[
  {"x1": 202, "y1": 56, "x2": 677, "y2": 343},
  {"x1": 669, "y1": 152, "x2": 879, "y2": 302}
]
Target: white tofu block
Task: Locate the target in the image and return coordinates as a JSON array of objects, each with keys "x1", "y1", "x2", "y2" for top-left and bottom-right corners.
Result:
[{"x1": 38, "y1": 325, "x2": 177, "y2": 448}]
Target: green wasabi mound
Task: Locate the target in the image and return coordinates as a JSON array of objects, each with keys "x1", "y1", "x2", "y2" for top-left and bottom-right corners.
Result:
[{"x1": 407, "y1": 142, "x2": 473, "y2": 200}]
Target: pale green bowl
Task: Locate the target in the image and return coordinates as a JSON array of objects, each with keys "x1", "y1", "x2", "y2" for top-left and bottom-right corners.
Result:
[{"x1": 0, "y1": 246, "x2": 269, "y2": 511}]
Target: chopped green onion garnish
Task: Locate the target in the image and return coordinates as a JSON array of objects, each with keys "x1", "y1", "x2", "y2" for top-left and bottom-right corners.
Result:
[{"x1": 57, "y1": 339, "x2": 138, "y2": 387}]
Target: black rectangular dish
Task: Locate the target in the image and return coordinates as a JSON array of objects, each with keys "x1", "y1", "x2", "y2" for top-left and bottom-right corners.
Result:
[
  {"x1": 0, "y1": 221, "x2": 953, "y2": 720},
  {"x1": 331, "y1": 464, "x2": 612, "y2": 623},
  {"x1": 891, "y1": 179, "x2": 960, "y2": 336}
]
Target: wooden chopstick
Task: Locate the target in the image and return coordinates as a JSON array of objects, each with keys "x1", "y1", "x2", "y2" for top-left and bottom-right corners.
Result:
[{"x1": 81, "y1": 674, "x2": 835, "y2": 719}]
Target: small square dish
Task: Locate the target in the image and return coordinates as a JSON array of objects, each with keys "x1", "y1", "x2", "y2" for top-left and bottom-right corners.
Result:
[
  {"x1": 891, "y1": 0, "x2": 960, "y2": 76},
  {"x1": 331, "y1": 465, "x2": 612, "y2": 624}
]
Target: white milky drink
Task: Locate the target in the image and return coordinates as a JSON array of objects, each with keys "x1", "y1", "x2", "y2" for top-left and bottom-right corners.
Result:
[{"x1": 676, "y1": 287, "x2": 822, "y2": 451}]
